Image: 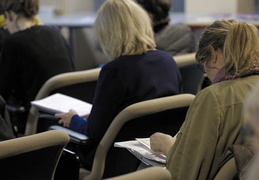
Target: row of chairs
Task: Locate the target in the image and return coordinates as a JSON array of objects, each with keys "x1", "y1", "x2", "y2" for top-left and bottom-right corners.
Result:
[
  {"x1": 0, "y1": 128, "x2": 172, "y2": 180},
  {"x1": 24, "y1": 52, "x2": 207, "y2": 136},
  {"x1": 1, "y1": 53, "x2": 211, "y2": 179},
  {"x1": 0, "y1": 94, "x2": 193, "y2": 180}
]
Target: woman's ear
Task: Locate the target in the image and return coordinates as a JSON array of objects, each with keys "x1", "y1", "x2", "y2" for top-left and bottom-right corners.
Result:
[
  {"x1": 213, "y1": 49, "x2": 224, "y2": 67},
  {"x1": 211, "y1": 48, "x2": 217, "y2": 64}
]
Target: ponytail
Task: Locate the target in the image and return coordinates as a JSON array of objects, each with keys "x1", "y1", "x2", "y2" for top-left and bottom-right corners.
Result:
[
  {"x1": 196, "y1": 20, "x2": 259, "y2": 76},
  {"x1": 224, "y1": 22, "x2": 259, "y2": 76}
]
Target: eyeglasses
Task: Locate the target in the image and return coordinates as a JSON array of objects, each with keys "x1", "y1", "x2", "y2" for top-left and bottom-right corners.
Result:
[{"x1": 197, "y1": 61, "x2": 206, "y2": 73}]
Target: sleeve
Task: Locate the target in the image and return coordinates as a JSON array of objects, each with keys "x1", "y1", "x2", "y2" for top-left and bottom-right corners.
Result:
[
  {"x1": 70, "y1": 114, "x2": 87, "y2": 133},
  {"x1": 166, "y1": 88, "x2": 221, "y2": 180},
  {"x1": 72, "y1": 65, "x2": 126, "y2": 145}
]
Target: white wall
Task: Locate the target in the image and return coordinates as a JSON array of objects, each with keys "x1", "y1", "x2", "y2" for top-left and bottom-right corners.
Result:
[
  {"x1": 185, "y1": 0, "x2": 254, "y2": 14},
  {"x1": 39, "y1": 0, "x2": 94, "y2": 15}
]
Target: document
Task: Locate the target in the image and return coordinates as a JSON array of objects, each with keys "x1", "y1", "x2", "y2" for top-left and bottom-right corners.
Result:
[
  {"x1": 114, "y1": 138, "x2": 166, "y2": 166},
  {"x1": 31, "y1": 93, "x2": 92, "y2": 117}
]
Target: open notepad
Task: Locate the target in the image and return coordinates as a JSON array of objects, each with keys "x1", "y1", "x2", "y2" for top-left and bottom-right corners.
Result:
[
  {"x1": 31, "y1": 93, "x2": 92, "y2": 117},
  {"x1": 114, "y1": 138, "x2": 166, "y2": 167}
]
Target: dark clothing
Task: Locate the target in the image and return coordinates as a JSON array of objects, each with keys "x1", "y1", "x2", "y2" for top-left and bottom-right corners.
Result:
[
  {"x1": 70, "y1": 50, "x2": 183, "y2": 169},
  {"x1": 154, "y1": 23, "x2": 195, "y2": 56},
  {"x1": 0, "y1": 25, "x2": 74, "y2": 110},
  {"x1": 0, "y1": 28, "x2": 9, "y2": 51}
]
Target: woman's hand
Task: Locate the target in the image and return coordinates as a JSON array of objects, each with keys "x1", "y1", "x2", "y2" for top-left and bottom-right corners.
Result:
[
  {"x1": 150, "y1": 132, "x2": 176, "y2": 156},
  {"x1": 55, "y1": 109, "x2": 77, "y2": 128}
]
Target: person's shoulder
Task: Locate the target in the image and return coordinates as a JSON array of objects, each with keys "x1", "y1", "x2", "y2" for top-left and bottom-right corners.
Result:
[
  {"x1": 3, "y1": 31, "x2": 21, "y2": 45},
  {"x1": 101, "y1": 57, "x2": 120, "y2": 72},
  {"x1": 197, "y1": 75, "x2": 259, "y2": 103},
  {"x1": 167, "y1": 23, "x2": 192, "y2": 33},
  {"x1": 31, "y1": 25, "x2": 60, "y2": 34},
  {"x1": 101, "y1": 53, "x2": 147, "y2": 72},
  {"x1": 151, "y1": 50, "x2": 175, "y2": 61}
]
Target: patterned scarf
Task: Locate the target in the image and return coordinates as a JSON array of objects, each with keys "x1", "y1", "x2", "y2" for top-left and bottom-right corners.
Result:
[{"x1": 212, "y1": 62, "x2": 259, "y2": 84}]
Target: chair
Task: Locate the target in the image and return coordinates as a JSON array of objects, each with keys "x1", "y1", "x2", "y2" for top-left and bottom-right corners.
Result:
[
  {"x1": 50, "y1": 93, "x2": 195, "y2": 179},
  {"x1": 24, "y1": 68, "x2": 101, "y2": 136},
  {"x1": 0, "y1": 95, "x2": 17, "y2": 136},
  {"x1": 103, "y1": 167, "x2": 171, "y2": 180},
  {"x1": 0, "y1": 130, "x2": 69, "y2": 180},
  {"x1": 174, "y1": 53, "x2": 210, "y2": 94}
]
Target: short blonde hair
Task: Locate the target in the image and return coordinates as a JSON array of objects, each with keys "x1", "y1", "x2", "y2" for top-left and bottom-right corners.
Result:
[
  {"x1": 196, "y1": 20, "x2": 259, "y2": 76},
  {"x1": 94, "y1": 0, "x2": 156, "y2": 59}
]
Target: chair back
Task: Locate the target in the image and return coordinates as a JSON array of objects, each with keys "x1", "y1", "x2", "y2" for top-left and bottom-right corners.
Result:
[
  {"x1": 174, "y1": 53, "x2": 209, "y2": 94},
  {"x1": 84, "y1": 94, "x2": 195, "y2": 180},
  {"x1": 25, "y1": 68, "x2": 100, "y2": 135},
  {"x1": 103, "y1": 167, "x2": 171, "y2": 180},
  {"x1": 0, "y1": 130, "x2": 69, "y2": 180},
  {"x1": 0, "y1": 95, "x2": 15, "y2": 135}
]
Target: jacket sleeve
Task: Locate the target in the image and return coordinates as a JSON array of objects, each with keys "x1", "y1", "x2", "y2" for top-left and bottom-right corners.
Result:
[{"x1": 166, "y1": 88, "x2": 221, "y2": 180}]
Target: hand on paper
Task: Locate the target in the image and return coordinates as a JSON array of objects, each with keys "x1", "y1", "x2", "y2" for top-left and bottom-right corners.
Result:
[
  {"x1": 55, "y1": 109, "x2": 77, "y2": 128},
  {"x1": 150, "y1": 132, "x2": 175, "y2": 156}
]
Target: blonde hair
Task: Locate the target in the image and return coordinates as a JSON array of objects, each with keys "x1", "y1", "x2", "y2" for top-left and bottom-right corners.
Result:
[
  {"x1": 196, "y1": 20, "x2": 259, "y2": 76},
  {"x1": 94, "y1": 0, "x2": 156, "y2": 59}
]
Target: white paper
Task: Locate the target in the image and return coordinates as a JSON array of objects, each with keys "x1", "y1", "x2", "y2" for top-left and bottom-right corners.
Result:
[
  {"x1": 136, "y1": 138, "x2": 151, "y2": 149},
  {"x1": 114, "y1": 140, "x2": 166, "y2": 164},
  {"x1": 31, "y1": 93, "x2": 92, "y2": 117}
]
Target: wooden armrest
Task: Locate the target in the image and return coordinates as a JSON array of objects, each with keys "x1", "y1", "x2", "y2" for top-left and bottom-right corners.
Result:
[{"x1": 49, "y1": 125, "x2": 91, "y2": 145}]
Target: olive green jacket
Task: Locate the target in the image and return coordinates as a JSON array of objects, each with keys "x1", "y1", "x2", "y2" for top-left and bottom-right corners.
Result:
[{"x1": 167, "y1": 75, "x2": 259, "y2": 180}]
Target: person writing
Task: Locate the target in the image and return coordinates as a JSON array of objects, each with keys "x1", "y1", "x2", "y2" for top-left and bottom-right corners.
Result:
[
  {"x1": 150, "y1": 20, "x2": 259, "y2": 179},
  {"x1": 0, "y1": 0, "x2": 74, "y2": 133},
  {"x1": 55, "y1": 0, "x2": 182, "y2": 171}
]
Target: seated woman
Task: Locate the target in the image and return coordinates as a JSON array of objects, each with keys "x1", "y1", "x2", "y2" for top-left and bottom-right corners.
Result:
[
  {"x1": 150, "y1": 20, "x2": 259, "y2": 179},
  {"x1": 0, "y1": 0, "x2": 74, "y2": 133},
  {"x1": 136, "y1": 0, "x2": 195, "y2": 56},
  {"x1": 55, "y1": 0, "x2": 182, "y2": 171},
  {"x1": 0, "y1": 6, "x2": 42, "y2": 51}
]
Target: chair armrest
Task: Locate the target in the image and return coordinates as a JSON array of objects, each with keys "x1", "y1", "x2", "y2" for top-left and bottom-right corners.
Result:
[
  {"x1": 5, "y1": 104, "x2": 26, "y2": 113},
  {"x1": 49, "y1": 125, "x2": 91, "y2": 145},
  {"x1": 39, "y1": 112, "x2": 59, "y2": 120},
  {"x1": 103, "y1": 167, "x2": 171, "y2": 180}
]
